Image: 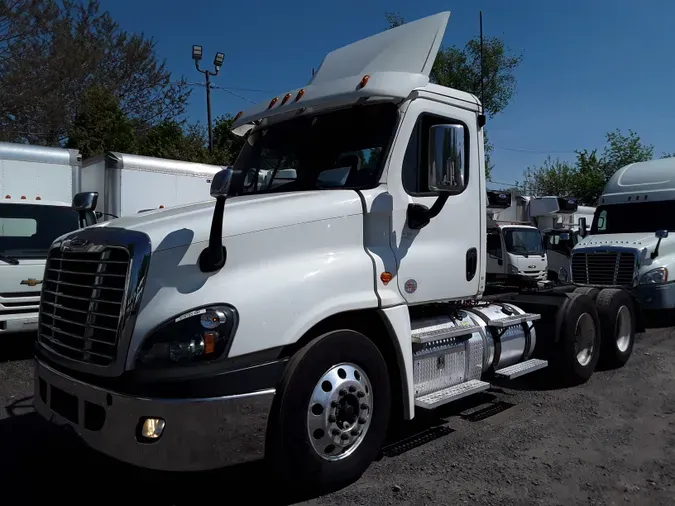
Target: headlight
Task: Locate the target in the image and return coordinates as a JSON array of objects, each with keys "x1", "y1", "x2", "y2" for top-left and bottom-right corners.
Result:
[
  {"x1": 639, "y1": 267, "x2": 668, "y2": 285},
  {"x1": 508, "y1": 264, "x2": 519, "y2": 275},
  {"x1": 136, "y1": 305, "x2": 238, "y2": 368}
]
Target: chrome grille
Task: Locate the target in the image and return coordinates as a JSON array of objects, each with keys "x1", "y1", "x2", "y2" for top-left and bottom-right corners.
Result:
[
  {"x1": 571, "y1": 250, "x2": 636, "y2": 287},
  {"x1": 38, "y1": 247, "x2": 130, "y2": 366}
]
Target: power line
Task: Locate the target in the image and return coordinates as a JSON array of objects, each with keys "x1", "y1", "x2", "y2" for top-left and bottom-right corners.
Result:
[{"x1": 494, "y1": 146, "x2": 576, "y2": 155}]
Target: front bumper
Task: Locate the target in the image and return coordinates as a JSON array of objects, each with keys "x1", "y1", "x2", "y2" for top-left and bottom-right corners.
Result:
[
  {"x1": 0, "y1": 311, "x2": 39, "y2": 334},
  {"x1": 633, "y1": 282, "x2": 675, "y2": 310},
  {"x1": 34, "y1": 359, "x2": 276, "y2": 471}
]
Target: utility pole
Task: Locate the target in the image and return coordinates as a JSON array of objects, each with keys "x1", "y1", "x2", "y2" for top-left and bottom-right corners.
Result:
[{"x1": 192, "y1": 45, "x2": 225, "y2": 153}]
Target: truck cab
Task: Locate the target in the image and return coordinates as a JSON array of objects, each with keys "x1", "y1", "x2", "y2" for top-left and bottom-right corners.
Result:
[
  {"x1": 485, "y1": 191, "x2": 547, "y2": 284},
  {"x1": 572, "y1": 157, "x2": 675, "y2": 311},
  {"x1": 32, "y1": 11, "x2": 638, "y2": 491}
]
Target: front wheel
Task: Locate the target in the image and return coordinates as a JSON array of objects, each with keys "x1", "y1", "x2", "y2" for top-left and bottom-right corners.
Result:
[{"x1": 266, "y1": 329, "x2": 391, "y2": 492}]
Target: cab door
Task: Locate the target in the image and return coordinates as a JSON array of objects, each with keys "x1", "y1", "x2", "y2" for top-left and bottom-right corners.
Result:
[{"x1": 385, "y1": 98, "x2": 483, "y2": 303}]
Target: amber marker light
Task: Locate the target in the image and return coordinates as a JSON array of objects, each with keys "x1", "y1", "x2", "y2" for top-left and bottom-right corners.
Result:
[
  {"x1": 380, "y1": 272, "x2": 393, "y2": 285},
  {"x1": 358, "y1": 75, "x2": 370, "y2": 89},
  {"x1": 268, "y1": 97, "x2": 279, "y2": 109},
  {"x1": 295, "y1": 88, "x2": 305, "y2": 102},
  {"x1": 280, "y1": 93, "x2": 292, "y2": 106}
]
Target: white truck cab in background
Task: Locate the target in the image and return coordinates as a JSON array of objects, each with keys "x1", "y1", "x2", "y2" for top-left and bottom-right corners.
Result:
[
  {"x1": 572, "y1": 157, "x2": 675, "y2": 312},
  {"x1": 0, "y1": 142, "x2": 97, "y2": 335},
  {"x1": 485, "y1": 191, "x2": 547, "y2": 285},
  {"x1": 33, "y1": 12, "x2": 641, "y2": 491}
]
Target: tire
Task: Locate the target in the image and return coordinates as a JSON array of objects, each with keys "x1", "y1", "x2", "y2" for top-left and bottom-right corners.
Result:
[
  {"x1": 266, "y1": 329, "x2": 391, "y2": 492},
  {"x1": 596, "y1": 289, "x2": 635, "y2": 369},
  {"x1": 573, "y1": 286, "x2": 600, "y2": 301},
  {"x1": 551, "y1": 292, "x2": 601, "y2": 385}
]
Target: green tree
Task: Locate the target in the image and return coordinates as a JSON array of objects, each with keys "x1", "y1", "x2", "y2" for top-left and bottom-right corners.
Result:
[
  {"x1": 136, "y1": 120, "x2": 211, "y2": 163},
  {"x1": 520, "y1": 129, "x2": 654, "y2": 205},
  {"x1": 211, "y1": 113, "x2": 246, "y2": 165},
  {"x1": 65, "y1": 85, "x2": 135, "y2": 158},
  {"x1": 0, "y1": 0, "x2": 190, "y2": 145},
  {"x1": 385, "y1": 12, "x2": 523, "y2": 180}
]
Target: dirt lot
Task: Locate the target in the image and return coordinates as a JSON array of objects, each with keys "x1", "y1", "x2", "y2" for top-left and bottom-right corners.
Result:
[{"x1": 1, "y1": 327, "x2": 674, "y2": 505}]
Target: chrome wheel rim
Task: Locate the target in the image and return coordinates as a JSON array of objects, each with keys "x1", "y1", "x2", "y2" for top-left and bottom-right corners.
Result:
[
  {"x1": 615, "y1": 305, "x2": 632, "y2": 352},
  {"x1": 575, "y1": 312, "x2": 596, "y2": 367},
  {"x1": 307, "y1": 363, "x2": 373, "y2": 461}
]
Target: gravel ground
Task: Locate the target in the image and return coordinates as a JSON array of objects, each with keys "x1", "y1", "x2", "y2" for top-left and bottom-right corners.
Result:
[{"x1": 1, "y1": 326, "x2": 675, "y2": 505}]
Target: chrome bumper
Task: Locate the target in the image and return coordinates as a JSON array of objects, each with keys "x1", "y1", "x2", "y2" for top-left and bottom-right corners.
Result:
[
  {"x1": 34, "y1": 359, "x2": 275, "y2": 471},
  {"x1": 0, "y1": 312, "x2": 39, "y2": 334}
]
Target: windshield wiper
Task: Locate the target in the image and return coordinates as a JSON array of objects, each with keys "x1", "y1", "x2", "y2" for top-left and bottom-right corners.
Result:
[{"x1": 0, "y1": 254, "x2": 20, "y2": 265}]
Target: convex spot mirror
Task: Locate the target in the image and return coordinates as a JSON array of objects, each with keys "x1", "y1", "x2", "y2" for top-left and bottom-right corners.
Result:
[
  {"x1": 428, "y1": 124, "x2": 466, "y2": 193},
  {"x1": 72, "y1": 191, "x2": 98, "y2": 211},
  {"x1": 210, "y1": 167, "x2": 234, "y2": 198},
  {"x1": 656, "y1": 229, "x2": 669, "y2": 239}
]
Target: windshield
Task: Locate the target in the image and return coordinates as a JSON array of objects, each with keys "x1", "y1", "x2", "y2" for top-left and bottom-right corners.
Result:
[
  {"x1": 0, "y1": 203, "x2": 80, "y2": 259},
  {"x1": 591, "y1": 201, "x2": 675, "y2": 235},
  {"x1": 503, "y1": 228, "x2": 545, "y2": 256},
  {"x1": 231, "y1": 103, "x2": 398, "y2": 195},
  {"x1": 545, "y1": 229, "x2": 578, "y2": 255}
]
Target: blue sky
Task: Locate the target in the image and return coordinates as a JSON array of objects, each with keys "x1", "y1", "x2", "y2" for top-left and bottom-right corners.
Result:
[{"x1": 102, "y1": 0, "x2": 675, "y2": 188}]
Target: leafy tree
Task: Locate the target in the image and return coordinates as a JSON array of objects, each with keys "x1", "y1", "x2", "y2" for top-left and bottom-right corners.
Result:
[
  {"x1": 520, "y1": 129, "x2": 654, "y2": 205},
  {"x1": 66, "y1": 84, "x2": 135, "y2": 158},
  {"x1": 385, "y1": 12, "x2": 523, "y2": 180},
  {"x1": 211, "y1": 113, "x2": 246, "y2": 165},
  {"x1": 0, "y1": 0, "x2": 190, "y2": 145}
]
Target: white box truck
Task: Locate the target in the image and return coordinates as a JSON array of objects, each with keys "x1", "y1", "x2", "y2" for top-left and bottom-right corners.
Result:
[
  {"x1": 0, "y1": 142, "x2": 97, "y2": 335},
  {"x1": 81, "y1": 152, "x2": 227, "y2": 219},
  {"x1": 572, "y1": 157, "x2": 675, "y2": 312},
  {"x1": 33, "y1": 12, "x2": 643, "y2": 492}
]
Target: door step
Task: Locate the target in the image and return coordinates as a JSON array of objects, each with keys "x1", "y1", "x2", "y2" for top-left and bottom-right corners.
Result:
[
  {"x1": 494, "y1": 358, "x2": 548, "y2": 380},
  {"x1": 411, "y1": 320, "x2": 482, "y2": 344},
  {"x1": 487, "y1": 312, "x2": 541, "y2": 328},
  {"x1": 415, "y1": 379, "x2": 490, "y2": 409}
]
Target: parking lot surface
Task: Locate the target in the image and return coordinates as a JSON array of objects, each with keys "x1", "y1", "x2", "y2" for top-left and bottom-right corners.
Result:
[{"x1": 2, "y1": 327, "x2": 674, "y2": 505}]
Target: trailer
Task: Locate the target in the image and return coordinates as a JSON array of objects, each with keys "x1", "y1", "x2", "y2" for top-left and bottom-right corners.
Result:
[
  {"x1": 33, "y1": 12, "x2": 641, "y2": 492},
  {"x1": 81, "y1": 152, "x2": 227, "y2": 219},
  {"x1": 0, "y1": 142, "x2": 96, "y2": 335},
  {"x1": 572, "y1": 156, "x2": 675, "y2": 313}
]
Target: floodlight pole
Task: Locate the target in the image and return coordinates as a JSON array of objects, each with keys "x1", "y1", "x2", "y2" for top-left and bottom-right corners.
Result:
[{"x1": 193, "y1": 46, "x2": 223, "y2": 154}]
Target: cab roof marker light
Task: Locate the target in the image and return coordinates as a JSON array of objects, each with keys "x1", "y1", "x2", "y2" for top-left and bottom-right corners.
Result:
[
  {"x1": 268, "y1": 97, "x2": 278, "y2": 109},
  {"x1": 358, "y1": 75, "x2": 370, "y2": 89},
  {"x1": 280, "y1": 92, "x2": 292, "y2": 106},
  {"x1": 295, "y1": 88, "x2": 305, "y2": 102},
  {"x1": 234, "y1": 111, "x2": 243, "y2": 121}
]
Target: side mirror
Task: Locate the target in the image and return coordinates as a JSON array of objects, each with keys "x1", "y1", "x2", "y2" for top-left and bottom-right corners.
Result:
[
  {"x1": 579, "y1": 217, "x2": 587, "y2": 238},
  {"x1": 407, "y1": 124, "x2": 465, "y2": 230},
  {"x1": 210, "y1": 167, "x2": 234, "y2": 197},
  {"x1": 199, "y1": 167, "x2": 234, "y2": 272},
  {"x1": 428, "y1": 124, "x2": 466, "y2": 192},
  {"x1": 72, "y1": 192, "x2": 98, "y2": 212},
  {"x1": 651, "y1": 229, "x2": 669, "y2": 259}
]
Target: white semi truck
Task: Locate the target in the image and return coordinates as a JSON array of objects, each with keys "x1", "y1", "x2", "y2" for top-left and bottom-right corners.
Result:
[
  {"x1": 572, "y1": 156, "x2": 675, "y2": 312},
  {"x1": 0, "y1": 142, "x2": 97, "y2": 335},
  {"x1": 81, "y1": 152, "x2": 227, "y2": 219},
  {"x1": 33, "y1": 12, "x2": 642, "y2": 491}
]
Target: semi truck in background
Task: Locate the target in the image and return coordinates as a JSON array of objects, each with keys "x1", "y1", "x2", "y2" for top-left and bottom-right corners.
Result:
[
  {"x1": 33, "y1": 12, "x2": 643, "y2": 491},
  {"x1": 81, "y1": 152, "x2": 227, "y2": 220},
  {"x1": 0, "y1": 142, "x2": 97, "y2": 335},
  {"x1": 572, "y1": 156, "x2": 675, "y2": 312}
]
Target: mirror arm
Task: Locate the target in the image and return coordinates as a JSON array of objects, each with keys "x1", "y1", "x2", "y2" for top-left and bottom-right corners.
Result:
[
  {"x1": 651, "y1": 237, "x2": 663, "y2": 259},
  {"x1": 406, "y1": 193, "x2": 450, "y2": 230}
]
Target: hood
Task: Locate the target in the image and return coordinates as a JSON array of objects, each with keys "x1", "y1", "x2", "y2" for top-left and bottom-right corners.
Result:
[
  {"x1": 575, "y1": 232, "x2": 660, "y2": 251},
  {"x1": 0, "y1": 258, "x2": 46, "y2": 294},
  {"x1": 91, "y1": 190, "x2": 364, "y2": 253}
]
